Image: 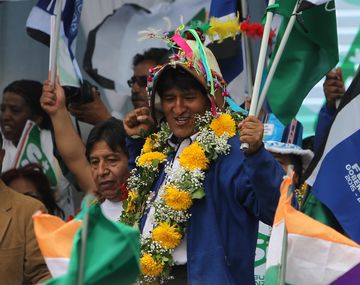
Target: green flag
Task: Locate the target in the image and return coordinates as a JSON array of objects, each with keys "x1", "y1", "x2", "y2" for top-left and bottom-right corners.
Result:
[
  {"x1": 45, "y1": 202, "x2": 140, "y2": 285},
  {"x1": 266, "y1": 0, "x2": 338, "y2": 124}
]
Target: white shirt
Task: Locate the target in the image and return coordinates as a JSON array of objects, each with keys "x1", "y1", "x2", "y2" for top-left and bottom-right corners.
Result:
[
  {"x1": 100, "y1": 199, "x2": 124, "y2": 222},
  {"x1": 143, "y1": 134, "x2": 198, "y2": 265}
]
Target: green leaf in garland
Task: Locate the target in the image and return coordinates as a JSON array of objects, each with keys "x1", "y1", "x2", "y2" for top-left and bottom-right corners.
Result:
[{"x1": 192, "y1": 188, "x2": 205, "y2": 199}]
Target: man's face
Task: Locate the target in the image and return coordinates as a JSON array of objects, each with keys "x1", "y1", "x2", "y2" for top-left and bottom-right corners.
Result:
[
  {"x1": 161, "y1": 87, "x2": 210, "y2": 139},
  {"x1": 0, "y1": 92, "x2": 34, "y2": 146},
  {"x1": 89, "y1": 141, "x2": 129, "y2": 202},
  {"x1": 130, "y1": 60, "x2": 156, "y2": 109}
]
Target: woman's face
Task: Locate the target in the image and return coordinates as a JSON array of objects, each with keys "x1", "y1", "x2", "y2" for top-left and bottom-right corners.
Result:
[
  {"x1": 8, "y1": 177, "x2": 41, "y2": 201},
  {"x1": 88, "y1": 140, "x2": 129, "y2": 202},
  {"x1": 0, "y1": 92, "x2": 34, "y2": 146}
]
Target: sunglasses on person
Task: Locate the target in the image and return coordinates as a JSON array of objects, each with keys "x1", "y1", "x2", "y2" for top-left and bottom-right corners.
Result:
[{"x1": 127, "y1": 75, "x2": 148, "y2": 88}]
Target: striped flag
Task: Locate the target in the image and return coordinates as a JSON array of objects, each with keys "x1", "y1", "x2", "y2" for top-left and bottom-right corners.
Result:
[
  {"x1": 305, "y1": 68, "x2": 360, "y2": 244},
  {"x1": 26, "y1": 0, "x2": 83, "y2": 87},
  {"x1": 33, "y1": 213, "x2": 81, "y2": 277},
  {"x1": 265, "y1": 175, "x2": 360, "y2": 285},
  {"x1": 33, "y1": 202, "x2": 140, "y2": 284},
  {"x1": 208, "y1": 0, "x2": 242, "y2": 83}
]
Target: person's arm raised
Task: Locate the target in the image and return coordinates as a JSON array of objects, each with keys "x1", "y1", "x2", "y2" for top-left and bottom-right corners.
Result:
[{"x1": 41, "y1": 76, "x2": 96, "y2": 193}]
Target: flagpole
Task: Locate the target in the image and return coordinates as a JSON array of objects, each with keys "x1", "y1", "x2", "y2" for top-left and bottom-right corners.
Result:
[
  {"x1": 77, "y1": 196, "x2": 91, "y2": 285},
  {"x1": 278, "y1": 167, "x2": 294, "y2": 285},
  {"x1": 240, "y1": 0, "x2": 276, "y2": 151},
  {"x1": 279, "y1": 212, "x2": 288, "y2": 285},
  {"x1": 255, "y1": 2, "x2": 299, "y2": 117},
  {"x1": 49, "y1": 0, "x2": 63, "y2": 85},
  {"x1": 240, "y1": 0, "x2": 253, "y2": 101}
]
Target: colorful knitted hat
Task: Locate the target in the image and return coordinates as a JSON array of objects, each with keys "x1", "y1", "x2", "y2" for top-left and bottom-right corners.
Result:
[
  {"x1": 139, "y1": 17, "x2": 274, "y2": 123},
  {"x1": 146, "y1": 31, "x2": 234, "y2": 123}
]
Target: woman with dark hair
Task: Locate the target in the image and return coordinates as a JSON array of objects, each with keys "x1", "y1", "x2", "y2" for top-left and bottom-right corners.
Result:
[
  {"x1": 41, "y1": 77, "x2": 130, "y2": 221},
  {"x1": 1, "y1": 163, "x2": 64, "y2": 218},
  {"x1": 0, "y1": 79, "x2": 75, "y2": 220},
  {"x1": 0, "y1": 79, "x2": 52, "y2": 145}
]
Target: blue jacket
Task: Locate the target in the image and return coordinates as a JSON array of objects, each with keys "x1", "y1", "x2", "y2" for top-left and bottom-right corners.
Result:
[
  {"x1": 314, "y1": 104, "x2": 336, "y2": 153},
  {"x1": 126, "y1": 135, "x2": 284, "y2": 285}
]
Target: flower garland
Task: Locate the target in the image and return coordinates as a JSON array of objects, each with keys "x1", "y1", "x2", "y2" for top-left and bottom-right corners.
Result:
[{"x1": 121, "y1": 110, "x2": 244, "y2": 284}]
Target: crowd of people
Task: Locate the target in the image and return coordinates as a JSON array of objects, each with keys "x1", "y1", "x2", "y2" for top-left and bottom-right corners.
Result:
[{"x1": 0, "y1": 22, "x2": 349, "y2": 285}]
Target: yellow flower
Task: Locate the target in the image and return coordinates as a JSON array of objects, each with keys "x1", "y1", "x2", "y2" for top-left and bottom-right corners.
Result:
[
  {"x1": 163, "y1": 185, "x2": 192, "y2": 211},
  {"x1": 125, "y1": 190, "x2": 138, "y2": 213},
  {"x1": 152, "y1": 223, "x2": 182, "y2": 249},
  {"x1": 209, "y1": 113, "x2": 236, "y2": 137},
  {"x1": 140, "y1": 253, "x2": 163, "y2": 277},
  {"x1": 138, "y1": 151, "x2": 166, "y2": 167},
  {"x1": 178, "y1": 142, "x2": 209, "y2": 170},
  {"x1": 142, "y1": 135, "x2": 157, "y2": 153}
]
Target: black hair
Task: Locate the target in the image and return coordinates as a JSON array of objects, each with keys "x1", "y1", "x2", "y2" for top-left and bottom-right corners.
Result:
[
  {"x1": 289, "y1": 154, "x2": 303, "y2": 188},
  {"x1": 132, "y1": 48, "x2": 169, "y2": 67},
  {"x1": 3, "y1": 79, "x2": 52, "y2": 130},
  {"x1": 302, "y1": 135, "x2": 315, "y2": 152},
  {"x1": 156, "y1": 67, "x2": 207, "y2": 99},
  {"x1": 1, "y1": 163, "x2": 64, "y2": 218},
  {"x1": 85, "y1": 118, "x2": 128, "y2": 160}
]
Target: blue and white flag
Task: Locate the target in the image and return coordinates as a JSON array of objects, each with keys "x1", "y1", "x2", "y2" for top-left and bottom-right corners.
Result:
[
  {"x1": 306, "y1": 67, "x2": 360, "y2": 243},
  {"x1": 26, "y1": 0, "x2": 83, "y2": 86}
]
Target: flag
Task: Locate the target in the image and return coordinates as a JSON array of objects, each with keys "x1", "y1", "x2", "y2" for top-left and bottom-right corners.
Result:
[
  {"x1": 82, "y1": 0, "x2": 210, "y2": 117},
  {"x1": 265, "y1": 175, "x2": 360, "y2": 285},
  {"x1": 331, "y1": 263, "x2": 360, "y2": 285},
  {"x1": 305, "y1": 67, "x2": 360, "y2": 244},
  {"x1": 266, "y1": 0, "x2": 338, "y2": 125},
  {"x1": 207, "y1": 0, "x2": 248, "y2": 106},
  {"x1": 33, "y1": 213, "x2": 81, "y2": 277},
  {"x1": 208, "y1": 0, "x2": 242, "y2": 83},
  {"x1": 298, "y1": 0, "x2": 332, "y2": 12},
  {"x1": 13, "y1": 120, "x2": 57, "y2": 188},
  {"x1": 33, "y1": 202, "x2": 140, "y2": 284},
  {"x1": 26, "y1": 0, "x2": 83, "y2": 87}
]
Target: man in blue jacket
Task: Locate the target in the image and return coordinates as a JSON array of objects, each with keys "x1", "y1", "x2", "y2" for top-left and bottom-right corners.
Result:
[{"x1": 123, "y1": 34, "x2": 284, "y2": 284}]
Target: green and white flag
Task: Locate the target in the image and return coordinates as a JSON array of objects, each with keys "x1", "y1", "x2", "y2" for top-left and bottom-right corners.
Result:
[
  {"x1": 34, "y1": 198, "x2": 140, "y2": 285},
  {"x1": 266, "y1": 0, "x2": 338, "y2": 124},
  {"x1": 14, "y1": 120, "x2": 57, "y2": 187}
]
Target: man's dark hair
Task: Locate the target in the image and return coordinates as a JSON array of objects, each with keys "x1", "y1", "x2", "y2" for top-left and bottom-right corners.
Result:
[
  {"x1": 3, "y1": 79, "x2": 52, "y2": 130},
  {"x1": 156, "y1": 67, "x2": 207, "y2": 99},
  {"x1": 290, "y1": 154, "x2": 303, "y2": 187},
  {"x1": 302, "y1": 135, "x2": 314, "y2": 151},
  {"x1": 132, "y1": 48, "x2": 169, "y2": 67},
  {"x1": 85, "y1": 118, "x2": 128, "y2": 160}
]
